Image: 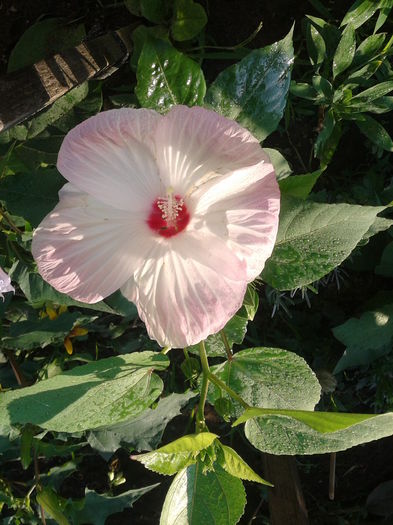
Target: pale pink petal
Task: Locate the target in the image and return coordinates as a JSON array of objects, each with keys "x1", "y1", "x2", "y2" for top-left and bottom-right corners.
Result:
[
  {"x1": 0, "y1": 267, "x2": 15, "y2": 300},
  {"x1": 189, "y1": 161, "x2": 280, "y2": 281},
  {"x1": 121, "y1": 232, "x2": 248, "y2": 348},
  {"x1": 32, "y1": 184, "x2": 153, "y2": 303},
  {"x1": 154, "y1": 105, "x2": 269, "y2": 195},
  {"x1": 57, "y1": 109, "x2": 164, "y2": 211}
]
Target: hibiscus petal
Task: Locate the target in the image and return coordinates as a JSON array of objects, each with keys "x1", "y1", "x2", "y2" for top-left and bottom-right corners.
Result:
[
  {"x1": 32, "y1": 184, "x2": 152, "y2": 303},
  {"x1": 154, "y1": 105, "x2": 269, "y2": 195},
  {"x1": 57, "y1": 109, "x2": 163, "y2": 211},
  {"x1": 189, "y1": 161, "x2": 280, "y2": 280},
  {"x1": 121, "y1": 232, "x2": 248, "y2": 348}
]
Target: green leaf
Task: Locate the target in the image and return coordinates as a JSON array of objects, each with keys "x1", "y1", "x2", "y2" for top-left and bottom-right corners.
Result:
[
  {"x1": 88, "y1": 392, "x2": 196, "y2": 458},
  {"x1": 1, "y1": 311, "x2": 93, "y2": 350},
  {"x1": 366, "y1": 480, "x2": 393, "y2": 517},
  {"x1": 312, "y1": 75, "x2": 333, "y2": 100},
  {"x1": 306, "y1": 19, "x2": 326, "y2": 69},
  {"x1": 0, "y1": 168, "x2": 65, "y2": 228},
  {"x1": 262, "y1": 196, "x2": 384, "y2": 290},
  {"x1": 7, "y1": 18, "x2": 85, "y2": 72},
  {"x1": 376, "y1": 240, "x2": 393, "y2": 277},
  {"x1": 352, "y1": 81, "x2": 393, "y2": 102},
  {"x1": 135, "y1": 37, "x2": 206, "y2": 111},
  {"x1": 352, "y1": 33, "x2": 386, "y2": 68},
  {"x1": 0, "y1": 352, "x2": 169, "y2": 433},
  {"x1": 160, "y1": 462, "x2": 246, "y2": 525},
  {"x1": 9, "y1": 262, "x2": 118, "y2": 314},
  {"x1": 306, "y1": 16, "x2": 341, "y2": 58},
  {"x1": 171, "y1": 0, "x2": 207, "y2": 41},
  {"x1": 36, "y1": 486, "x2": 70, "y2": 525},
  {"x1": 333, "y1": 23, "x2": 356, "y2": 78},
  {"x1": 279, "y1": 170, "x2": 323, "y2": 199},
  {"x1": 264, "y1": 148, "x2": 292, "y2": 180},
  {"x1": 374, "y1": 3, "x2": 392, "y2": 32},
  {"x1": 333, "y1": 303, "x2": 393, "y2": 372},
  {"x1": 356, "y1": 115, "x2": 393, "y2": 152},
  {"x1": 234, "y1": 408, "x2": 393, "y2": 455},
  {"x1": 72, "y1": 486, "x2": 159, "y2": 525},
  {"x1": 314, "y1": 108, "x2": 335, "y2": 160},
  {"x1": 205, "y1": 27, "x2": 294, "y2": 142},
  {"x1": 133, "y1": 432, "x2": 217, "y2": 475},
  {"x1": 208, "y1": 347, "x2": 321, "y2": 418},
  {"x1": 341, "y1": 0, "x2": 379, "y2": 29},
  {"x1": 217, "y1": 443, "x2": 272, "y2": 486},
  {"x1": 290, "y1": 81, "x2": 317, "y2": 101},
  {"x1": 124, "y1": 0, "x2": 169, "y2": 22},
  {"x1": 188, "y1": 285, "x2": 258, "y2": 357}
]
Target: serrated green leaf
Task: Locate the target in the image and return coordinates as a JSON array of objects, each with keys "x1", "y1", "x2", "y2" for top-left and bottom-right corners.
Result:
[
  {"x1": 356, "y1": 114, "x2": 393, "y2": 152},
  {"x1": 135, "y1": 37, "x2": 205, "y2": 111},
  {"x1": 160, "y1": 462, "x2": 246, "y2": 525},
  {"x1": 171, "y1": 0, "x2": 207, "y2": 41},
  {"x1": 262, "y1": 196, "x2": 385, "y2": 290},
  {"x1": 333, "y1": 23, "x2": 356, "y2": 78},
  {"x1": 133, "y1": 432, "x2": 217, "y2": 475},
  {"x1": 88, "y1": 392, "x2": 196, "y2": 458},
  {"x1": 205, "y1": 27, "x2": 294, "y2": 141},
  {"x1": 0, "y1": 352, "x2": 169, "y2": 433},
  {"x1": 236, "y1": 408, "x2": 393, "y2": 455},
  {"x1": 208, "y1": 347, "x2": 321, "y2": 418},
  {"x1": 333, "y1": 303, "x2": 393, "y2": 372},
  {"x1": 217, "y1": 443, "x2": 272, "y2": 485},
  {"x1": 341, "y1": 0, "x2": 379, "y2": 29},
  {"x1": 279, "y1": 170, "x2": 323, "y2": 199}
]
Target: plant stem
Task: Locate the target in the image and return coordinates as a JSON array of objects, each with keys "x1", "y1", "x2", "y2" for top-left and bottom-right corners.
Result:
[
  {"x1": 196, "y1": 340, "x2": 210, "y2": 432},
  {"x1": 207, "y1": 372, "x2": 250, "y2": 409},
  {"x1": 160, "y1": 346, "x2": 172, "y2": 355},
  {"x1": 220, "y1": 330, "x2": 233, "y2": 360}
]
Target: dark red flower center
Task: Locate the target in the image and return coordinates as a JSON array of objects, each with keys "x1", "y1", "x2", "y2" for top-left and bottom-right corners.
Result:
[{"x1": 147, "y1": 192, "x2": 190, "y2": 238}]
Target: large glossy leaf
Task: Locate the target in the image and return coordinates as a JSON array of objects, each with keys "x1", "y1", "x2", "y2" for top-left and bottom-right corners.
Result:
[
  {"x1": 160, "y1": 462, "x2": 246, "y2": 525},
  {"x1": 0, "y1": 352, "x2": 169, "y2": 433},
  {"x1": 333, "y1": 304, "x2": 393, "y2": 372},
  {"x1": 208, "y1": 347, "x2": 321, "y2": 418},
  {"x1": 235, "y1": 408, "x2": 393, "y2": 455},
  {"x1": 133, "y1": 433, "x2": 217, "y2": 475},
  {"x1": 205, "y1": 27, "x2": 294, "y2": 141},
  {"x1": 135, "y1": 37, "x2": 206, "y2": 111},
  {"x1": 1, "y1": 168, "x2": 65, "y2": 227},
  {"x1": 262, "y1": 196, "x2": 385, "y2": 290},
  {"x1": 88, "y1": 392, "x2": 196, "y2": 458}
]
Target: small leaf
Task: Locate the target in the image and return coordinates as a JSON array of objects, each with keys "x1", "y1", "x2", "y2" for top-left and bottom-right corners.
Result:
[
  {"x1": 333, "y1": 23, "x2": 356, "y2": 78},
  {"x1": 341, "y1": 0, "x2": 379, "y2": 29},
  {"x1": 374, "y1": 3, "x2": 392, "y2": 32},
  {"x1": 217, "y1": 443, "x2": 272, "y2": 486},
  {"x1": 36, "y1": 487, "x2": 70, "y2": 525},
  {"x1": 262, "y1": 196, "x2": 385, "y2": 290},
  {"x1": 160, "y1": 462, "x2": 246, "y2": 525},
  {"x1": 124, "y1": 0, "x2": 169, "y2": 22},
  {"x1": 264, "y1": 148, "x2": 292, "y2": 180},
  {"x1": 135, "y1": 37, "x2": 206, "y2": 111},
  {"x1": 352, "y1": 33, "x2": 386, "y2": 68},
  {"x1": 0, "y1": 352, "x2": 169, "y2": 433},
  {"x1": 356, "y1": 115, "x2": 393, "y2": 152},
  {"x1": 306, "y1": 19, "x2": 326, "y2": 69},
  {"x1": 132, "y1": 432, "x2": 217, "y2": 475},
  {"x1": 235, "y1": 408, "x2": 393, "y2": 455},
  {"x1": 279, "y1": 170, "x2": 323, "y2": 199},
  {"x1": 171, "y1": 0, "x2": 207, "y2": 41},
  {"x1": 205, "y1": 27, "x2": 294, "y2": 141}
]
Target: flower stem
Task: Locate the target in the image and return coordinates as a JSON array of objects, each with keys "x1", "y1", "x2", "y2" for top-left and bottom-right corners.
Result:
[
  {"x1": 160, "y1": 346, "x2": 172, "y2": 355},
  {"x1": 196, "y1": 340, "x2": 210, "y2": 432},
  {"x1": 220, "y1": 330, "x2": 233, "y2": 360},
  {"x1": 207, "y1": 372, "x2": 250, "y2": 409}
]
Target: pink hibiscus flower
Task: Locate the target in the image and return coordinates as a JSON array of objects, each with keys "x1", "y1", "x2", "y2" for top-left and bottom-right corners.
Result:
[{"x1": 32, "y1": 106, "x2": 280, "y2": 348}]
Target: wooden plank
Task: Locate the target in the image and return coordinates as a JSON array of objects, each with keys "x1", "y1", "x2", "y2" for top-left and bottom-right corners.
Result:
[
  {"x1": 263, "y1": 454, "x2": 309, "y2": 525},
  {"x1": 0, "y1": 26, "x2": 133, "y2": 133}
]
